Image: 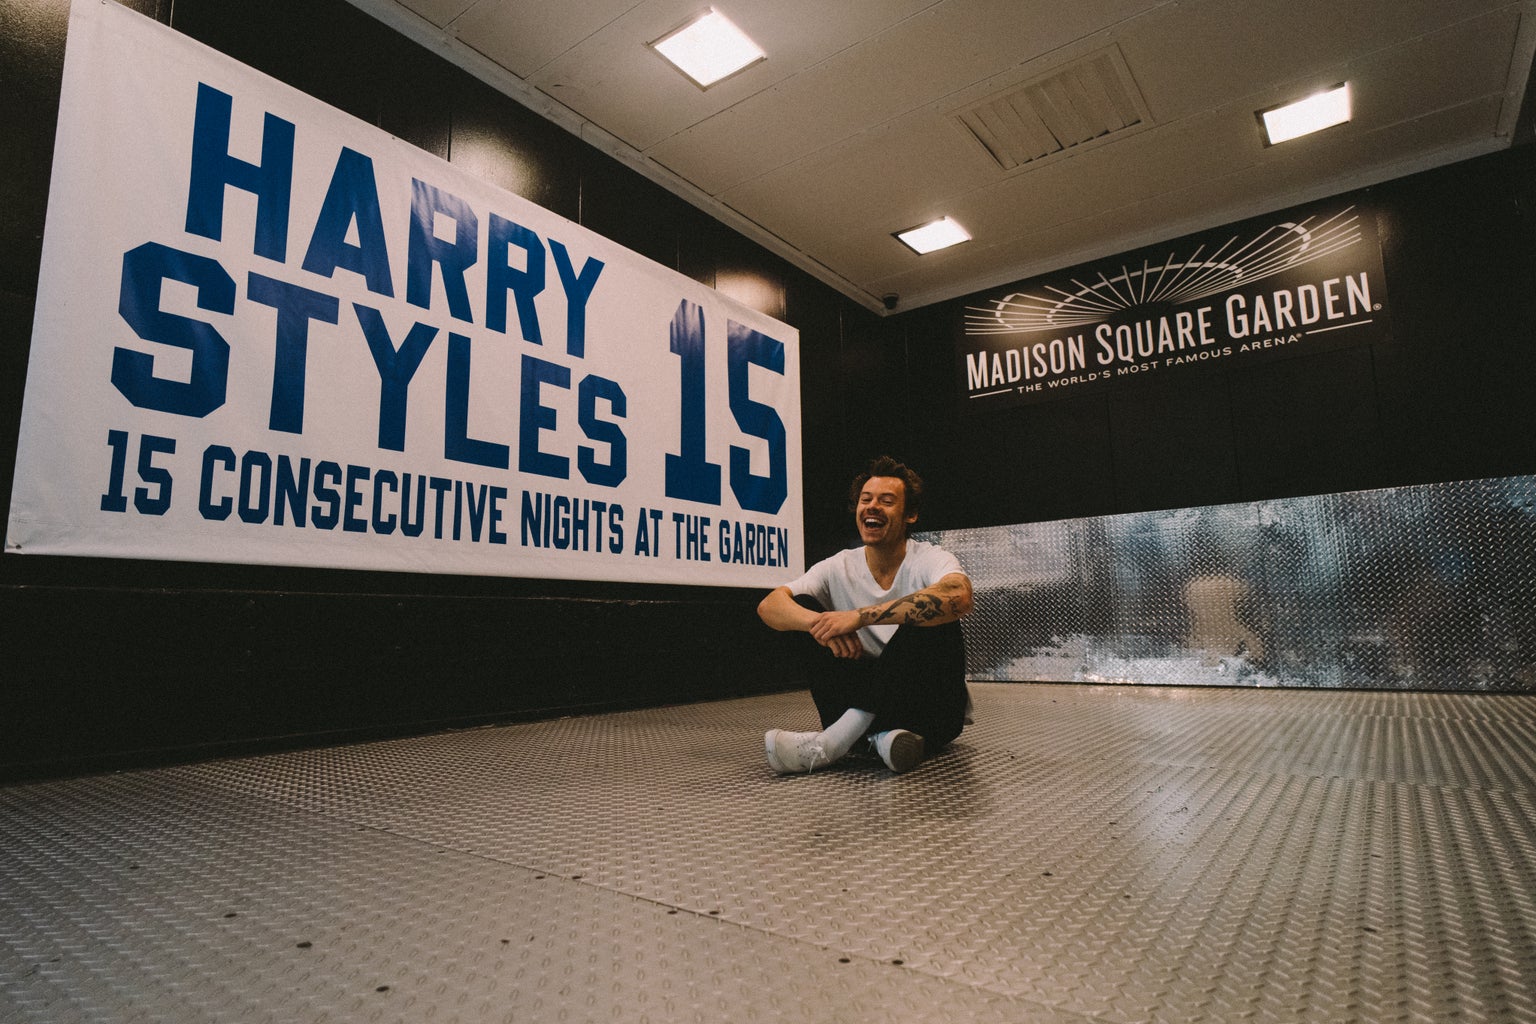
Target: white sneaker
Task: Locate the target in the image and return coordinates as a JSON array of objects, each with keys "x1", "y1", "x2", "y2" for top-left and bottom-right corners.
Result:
[
  {"x1": 874, "y1": 729, "x2": 925, "y2": 773},
  {"x1": 764, "y1": 729, "x2": 830, "y2": 774}
]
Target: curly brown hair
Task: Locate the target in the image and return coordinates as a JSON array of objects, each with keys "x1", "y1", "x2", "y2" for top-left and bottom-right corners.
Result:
[{"x1": 847, "y1": 456, "x2": 924, "y2": 521}]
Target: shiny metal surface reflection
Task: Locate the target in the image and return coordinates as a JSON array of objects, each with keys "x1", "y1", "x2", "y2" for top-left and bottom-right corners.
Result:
[{"x1": 923, "y1": 476, "x2": 1536, "y2": 691}]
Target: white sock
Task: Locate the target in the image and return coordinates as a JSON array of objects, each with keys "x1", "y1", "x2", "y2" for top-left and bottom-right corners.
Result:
[{"x1": 816, "y1": 708, "x2": 876, "y2": 761}]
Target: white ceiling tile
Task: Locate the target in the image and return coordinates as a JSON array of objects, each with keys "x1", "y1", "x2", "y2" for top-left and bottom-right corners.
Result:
[
  {"x1": 451, "y1": 0, "x2": 645, "y2": 78},
  {"x1": 1119, "y1": 0, "x2": 1515, "y2": 119},
  {"x1": 516, "y1": 0, "x2": 956, "y2": 151},
  {"x1": 392, "y1": 0, "x2": 485, "y2": 30},
  {"x1": 644, "y1": 0, "x2": 1166, "y2": 192}
]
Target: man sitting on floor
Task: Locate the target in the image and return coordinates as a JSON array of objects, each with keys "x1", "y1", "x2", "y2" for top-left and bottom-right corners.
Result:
[{"x1": 756, "y1": 456, "x2": 974, "y2": 774}]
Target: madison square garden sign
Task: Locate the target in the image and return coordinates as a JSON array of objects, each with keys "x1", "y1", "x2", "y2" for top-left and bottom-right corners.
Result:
[{"x1": 958, "y1": 200, "x2": 1390, "y2": 411}]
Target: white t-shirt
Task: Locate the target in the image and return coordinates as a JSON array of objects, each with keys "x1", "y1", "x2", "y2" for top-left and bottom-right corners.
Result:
[{"x1": 784, "y1": 539, "x2": 967, "y2": 657}]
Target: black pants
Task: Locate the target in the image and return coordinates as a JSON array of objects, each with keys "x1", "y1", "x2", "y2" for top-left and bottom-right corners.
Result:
[{"x1": 793, "y1": 596, "x2": 969, "y2": 749}]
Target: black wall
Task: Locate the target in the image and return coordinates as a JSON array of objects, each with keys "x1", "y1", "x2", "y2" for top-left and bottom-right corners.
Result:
[{"x1": 3, "y1": 0, "x2": 1534, "y2": 780}]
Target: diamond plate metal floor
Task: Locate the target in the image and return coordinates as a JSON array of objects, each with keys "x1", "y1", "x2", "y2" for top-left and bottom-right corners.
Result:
[{"x1": 4, "y1": 683, "x2": 1536, "y2": 1023}]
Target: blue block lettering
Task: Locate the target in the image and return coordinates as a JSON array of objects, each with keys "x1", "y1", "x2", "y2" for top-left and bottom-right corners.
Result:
[
  {"x1": 664, "y1": 300, "x2": 721, "y2": 505},
  {"x1": 487, "y1": 215, "x2": 544, "y2": 344},
  {"x1": 238, "y1": 449, "x2": 272, "y2": 524},
  {"x1": 312, "y1": 461, "x2": 342, "y2": 529},
  {"x1": 115, "y1": 242, "x2": 234, "y2": 418},
  {"x1": 550, "y1": 240, "x2": 603, "y2": 358},
  {"x1": 344, "y1": 464, "x2": 369, "y2": 533},
  {"x1": 577, "y1": 374, "x2": 627, "y2": 488},
  {"x1": 134, "y1": 434, "x2": 177, "y2": 516},
  {"x1": 406, "y1": 179, "x2": 477, "y2": 324},
  {"x1": 301, "y1": 147, "x2": 395, "y2": 297},
  {"x1": 184, "y1": 82, "x2": 293, "y2": 262},
  {"x1": 200, "y1": 444, "x2": 236, "y2": 520},
  {"x1": 445, "y1": 332, "x2": 510, "y2": 469},
  {"x1": 354, "y1": 304, "x2": 438, "y2": 452},
  {"x1": 519, "y1": 354, "x2": 570, "y2": 480},
  {"x1": 247, "y1": 273, "x2": 340, "y2": 434},
  {"x1": 102, "y1": 431, "x2": 130, "y2": 513},
  {"x1": 727, "y1": 321, "x2": 788, "y2": 515},
  {"x1": 275, "y1": 455, "x2": 309, "y2": 527},
  {"x1": 372, "y1": 469, "x2": 398, "y2": 535}
]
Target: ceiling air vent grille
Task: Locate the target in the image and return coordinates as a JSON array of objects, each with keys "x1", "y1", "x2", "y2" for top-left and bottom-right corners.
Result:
[{"x1": 954, "y1": 45, "x2": 1151, "y2": 171}]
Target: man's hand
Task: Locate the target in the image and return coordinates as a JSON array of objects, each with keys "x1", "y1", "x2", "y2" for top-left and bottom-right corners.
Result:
[
  {"x1": 756, "y1": 586, "x2": 865, "y2": 658},
  {"x1": 820, "y1": 632, "x2": 865, "y2": 659},
  {"x1": 808, "y1": 610, "x2": 866, "y2": 658},
  {"x1": 808, "y1": 609, "x2": 863, "y2": 645}
]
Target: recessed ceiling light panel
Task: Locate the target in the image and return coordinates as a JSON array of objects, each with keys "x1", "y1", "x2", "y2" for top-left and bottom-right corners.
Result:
[
  {"x1": 895, "y1": 217, "x2": 971, "y2": 255},
  {"x1": 1259, "y1": 83, "x2": 1351, "y2": 145},
  {"x1": 650, "y1": 9, "x2": 765, "y2": 89}
]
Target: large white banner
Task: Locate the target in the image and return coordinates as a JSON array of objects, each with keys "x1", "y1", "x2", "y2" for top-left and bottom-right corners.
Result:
[{"x1": 6, "y1": 0, "x2": 803, "y2": 587}]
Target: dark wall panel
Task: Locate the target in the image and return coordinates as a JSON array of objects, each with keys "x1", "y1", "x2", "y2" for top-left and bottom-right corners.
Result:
[
  {"x1": 0, "y1": 292, "x2": 31, "y2": 518},
  {"x1": 892, "y1": 304, "x2": 973, "y2": 534},
  {"x1": 787, "y1": 275, "x2": 868, "y2": 564},
  {"x1": 1371, "y1": 151, "x2": 1536, "y2": 487},
  {"x1": 0, "y1": 0, "x2": 70, "y2": 298},
  {"x1": 964, "y1": 399, "x2": 1120, "y2": 524},
  {"x1": 168, "y1": 0, "x2": 413, "y2": 130},
  {"x1": 0, "y1": 580, "x2": 784, "y2": 774},
  {"x1": 1107, "y1": 377, "x2": 1239, "y2": 512},
  {"x1": 838, "y1": 309, "x2": 914, "y2": 462},
  {"x1": 446, "y1": 77, "x2": 582, "y2": 213},
  {"x1": 577, "y1": 159, "x2": 693, "y2": 272},
  {"x1": 1228, "y1": 346, "x2": 1383, "y2": 499}
]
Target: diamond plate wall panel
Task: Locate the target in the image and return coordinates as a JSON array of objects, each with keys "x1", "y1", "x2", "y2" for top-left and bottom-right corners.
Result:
[
  {"x1": 924, "y1": 475, "x2": 1536, "y2": 691},
  {"x1": 936, "y1": 517, "x2": 1084, "y2": 682},
  {"x1": 1252, "y1": 489, "x2": 1351, "y2": 689}
]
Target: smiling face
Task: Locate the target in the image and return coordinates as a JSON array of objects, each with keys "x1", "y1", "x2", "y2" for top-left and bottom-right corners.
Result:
[{"x1": 855, "y1": 476, "x2": 916, "y2": 548}]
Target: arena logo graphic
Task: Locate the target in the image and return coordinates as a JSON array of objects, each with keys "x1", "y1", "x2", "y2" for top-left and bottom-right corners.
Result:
[{"x1": 957, "y1": 203, "x2": 1390, "y2": 410}]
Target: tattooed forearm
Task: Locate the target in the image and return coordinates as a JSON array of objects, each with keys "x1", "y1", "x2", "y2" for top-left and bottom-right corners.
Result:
[
  {"x1": 864, "y1": 592, "x2": 943, "y2": 625},
  {"x1": 859, "y1": 576, "x2": 972, "y2": 627}
]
